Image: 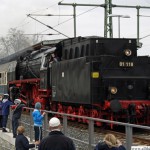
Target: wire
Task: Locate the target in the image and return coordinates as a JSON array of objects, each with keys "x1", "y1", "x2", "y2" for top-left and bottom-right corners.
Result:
[
  {"x1": 38, "y1": 6, "x2": 99, "y2": 34},
  {"x1": 27, "y1": 15, "x2": 70, "y2": 38},
  {"x1": 13, "y1": 0, "x2": 64, "y2": 31},
  {"x1": 139, "y1": 15, "x2": 150, "y2": 17},
  {"x1": 54, "y1": 6, "x2": 99, "y2": 28},
  {"x1": 14, "y1": 3, "x2": 98, "y2": 36},
  {"x1": 13, "y1": 17, "x2": 30, "y2": 29},
  {"x1": 28, "y1": 14, "x2": 73, "y2": 16},
  {"x1": 30, "y1": 0, "x2": 64, "y2": 14},
  {"x1": 140, "y1": 34, "x2": 150, "y2": 40},
  {"x1": 20, "y1": 33, "x2": 60, "y2": 36}
]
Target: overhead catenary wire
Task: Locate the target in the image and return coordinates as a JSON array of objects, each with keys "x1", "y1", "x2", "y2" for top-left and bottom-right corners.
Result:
[
  {"x1": 139, "y1": 15, "x2": 150, "y2": 17},
  {"x1": 54, "y1": 6, "x2": 99, "y2": 28},
  {"x1": 140, "y1": 34, "x2": 150, "y2": 40},
  {"x1": 9, "y1": 33, "x2": 60, "y2": 36},
  {"x1": 30, "y1": 0, "x2": 64, "y2": 14},
  {"x1": 29, "y1": 14, "x2": 73, "y2": 16},
  {"x1": 11, "y1": 1, "x2": 64, "y2": 32},
  {"x1": 12, "y1": 4, "x2": 98, "y2": 37},
  {"x1": 27, "y1": 14, "x2": 70, "y2": 38},
  {"x1": 37, "y1": 6, "x2": 99, "y2": 34},
  {"x1": 27, "y1": 33, "x2": 60, "y2": 36}
]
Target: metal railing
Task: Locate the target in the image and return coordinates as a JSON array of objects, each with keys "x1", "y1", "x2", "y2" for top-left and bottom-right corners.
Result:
[{"x1": 8, "y1": 107, "x2": 150, "y2": 150}]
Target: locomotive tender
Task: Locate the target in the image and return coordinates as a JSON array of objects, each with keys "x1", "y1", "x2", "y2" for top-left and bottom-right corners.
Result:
[{"x1": 0, "y1": 36, "x2": 150, "y2": 126}]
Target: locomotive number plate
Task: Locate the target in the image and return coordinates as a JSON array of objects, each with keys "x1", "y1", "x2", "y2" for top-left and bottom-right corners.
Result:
[{"x1": 119, "y1": 61, "x2": 134, "y2": 67}]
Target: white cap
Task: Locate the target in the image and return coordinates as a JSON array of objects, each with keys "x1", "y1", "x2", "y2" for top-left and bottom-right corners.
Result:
[
  {"x1": 4, "y1": 93, "x2": 9, "y2": 96},
  {"x1": 14, "y1": 99, "x2": 21, "y2": 104},
  {"x1": 49, "y1": 117, "x2": 60, "y2": 127}
]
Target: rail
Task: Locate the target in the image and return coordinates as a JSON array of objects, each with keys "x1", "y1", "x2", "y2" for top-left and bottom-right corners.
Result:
[{"x1": 8, "y1": 107, "x2": 150, "y2": 150}]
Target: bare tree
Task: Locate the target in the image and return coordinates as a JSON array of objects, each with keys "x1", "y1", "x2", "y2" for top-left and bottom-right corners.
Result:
[{"x1": 0, "y1": 28, "x2": 41, "y2": 57}]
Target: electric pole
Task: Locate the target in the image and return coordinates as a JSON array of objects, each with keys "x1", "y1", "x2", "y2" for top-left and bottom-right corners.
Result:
[{"x1": 104, "y1": 0, "x2": 113, "y2": 38}]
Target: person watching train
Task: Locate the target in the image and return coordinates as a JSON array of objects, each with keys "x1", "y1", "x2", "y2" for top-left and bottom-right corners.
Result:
[
  {"x1": 15, "y1": 125, "x2": 36, "y2": 150},
  {"x1": 38, "y1": 117, "x2": 76, "y2": 150},
  {"x1": 0, "y1": 95, "x2": 3, "y2": 130},
  {"x1": 32, "y1": 102, "x2": 45, "y2": 145},
  {"x1": 2, "y1": 93, "x2": 13, "y2": 132},
  {"x1": 94, "y1": 133, "x2": 126, "y2": 150},
  {"x1": 11, "y1": 99, "x2": 25, "y2": 138}
]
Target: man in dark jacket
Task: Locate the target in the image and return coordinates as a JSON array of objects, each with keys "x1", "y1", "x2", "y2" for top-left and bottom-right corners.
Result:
[
  {"x1": 2, "y1": 93, "x2": 14, "y2": 132},
  {"x1": 38, "y1": 117, "x2": 76, "y2": 150},
  {"x1": 0, "y1": 96, "x2": 3, "y2": 129},
  {"x1": 15, "y1": 126, "x2": 35, "y2": 150},
  {"x1": 12, "y1": 99, "x2": 25, "y2": 138}
]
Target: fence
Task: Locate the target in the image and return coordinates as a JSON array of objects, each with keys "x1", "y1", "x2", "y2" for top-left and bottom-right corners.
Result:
[{"x1": 8, "y1": 107, "x2": 150, "y2": 150}]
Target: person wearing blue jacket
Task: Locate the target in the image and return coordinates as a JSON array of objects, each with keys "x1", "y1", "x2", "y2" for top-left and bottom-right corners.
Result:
[
  {"x1": 2, "y1": 93, "x2": 14, "y2": 132},
  {"x1": 0, "y1": 96, "x2": 3, "y2": 129},
  {"x1": 94, "y1": 134, "x2": 126, "y2": 150},
  {"x1": 32, "y1": 102, "x2": 45, "y2": 145}
]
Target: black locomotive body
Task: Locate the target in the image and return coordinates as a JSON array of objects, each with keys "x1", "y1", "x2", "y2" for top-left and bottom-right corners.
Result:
[
  {"x1": 51, "y1": 37, "x2": 150, "y2": 125},
  {"x1": 0, "y1": 36, "x2": 150, "y2": 125}
]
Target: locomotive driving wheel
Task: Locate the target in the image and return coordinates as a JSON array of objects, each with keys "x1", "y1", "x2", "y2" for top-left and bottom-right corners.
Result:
[
  {"x1": 78, "y1": 106, "x2": 85, "y2": 122},
  {"x1": 67, "y1": 106, "x2": 76, "y2": 120},
  {"x1": 90, "y1": 109, "x2": 102, "y2": 126}
]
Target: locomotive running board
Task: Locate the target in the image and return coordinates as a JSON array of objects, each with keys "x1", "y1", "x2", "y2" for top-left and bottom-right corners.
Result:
[{"x1": 9, "y1": 78, "x2": 40, "y2": 84}]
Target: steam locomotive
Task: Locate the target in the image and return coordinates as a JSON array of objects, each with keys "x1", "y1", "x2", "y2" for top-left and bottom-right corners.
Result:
[{"x1": 0, "y1": 36, "x2": 150, "y2": 126}]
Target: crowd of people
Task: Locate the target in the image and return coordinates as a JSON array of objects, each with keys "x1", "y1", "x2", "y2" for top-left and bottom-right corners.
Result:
[{"x1": 0, "y1": 93, "x2": 126, "y2": 150}]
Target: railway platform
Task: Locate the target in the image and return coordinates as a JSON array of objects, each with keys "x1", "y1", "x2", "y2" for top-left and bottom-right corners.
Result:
[
  {"x1": 0, "y1": 128, "x2": 15, "y2": 149},
  {"x1": 0, "y1": 128, "x2": 37, "y2": 150}
]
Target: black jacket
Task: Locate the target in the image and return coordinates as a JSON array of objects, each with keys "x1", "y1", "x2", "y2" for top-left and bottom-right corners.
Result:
[
  {"x1": 13, "y1": 104, "x2": 25, "y2": 119},
  {"x1": 15, "y1": 133, "x2": 35, "y2": 150},
  {"x1": 38, "y1": 130, "x2": 76, "y2": 150},
  {"x1": 94, "y1": 141, "x2": 126, "y2": 150}
]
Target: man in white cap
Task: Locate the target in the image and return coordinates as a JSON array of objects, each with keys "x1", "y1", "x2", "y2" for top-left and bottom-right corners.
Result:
[
  {"x1": 38, "y1": 117, "x2": 76, "y2": 150},
  {"x1": 12, "y1": 99, "x2": 25, "y2": 138}
]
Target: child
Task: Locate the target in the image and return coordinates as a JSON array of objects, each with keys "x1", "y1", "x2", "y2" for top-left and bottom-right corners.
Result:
[
  {"x1": 32, "y1": 102, "x2": 45, "y2": 144},
  {"x1": 15, "y1": 126, "x2": 35, "y2": 150}
]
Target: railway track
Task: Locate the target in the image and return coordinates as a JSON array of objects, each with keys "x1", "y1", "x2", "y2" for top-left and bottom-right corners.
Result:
[
  {"x1": 101, "y1": 129, "x2": 150, "y2": 146},
  {"x1": 67, "y1": 120, "x2": 150, "y2": 146},
  {"x1": 21, "y1": 113, "x2": 150, "y2": 148}
]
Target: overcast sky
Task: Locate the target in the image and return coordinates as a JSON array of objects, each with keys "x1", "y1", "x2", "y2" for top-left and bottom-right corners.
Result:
[{"x1": 0, "y1": 0, "x2": 150, "y2": 55}]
